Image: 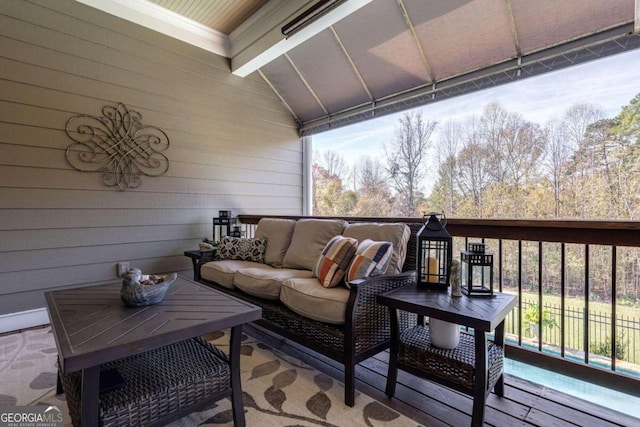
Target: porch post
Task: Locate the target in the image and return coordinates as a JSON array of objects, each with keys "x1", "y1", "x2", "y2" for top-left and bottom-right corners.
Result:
[{"x1": 302, "y1": 135, "x2": 313, "y2": 215}]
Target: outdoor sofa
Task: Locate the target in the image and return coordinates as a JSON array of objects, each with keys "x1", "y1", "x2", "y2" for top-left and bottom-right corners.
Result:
[{"x1": 197, "y1": 215, "x2": 422, "y2": 406}]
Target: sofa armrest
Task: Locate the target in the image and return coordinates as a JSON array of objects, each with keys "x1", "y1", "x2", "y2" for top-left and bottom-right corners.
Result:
[
  {"x1": 348, "y1": 270, "x2": 416, "y2": 291},
  {"x1": 346, "y1": 271, "x2": 417, "y2": 351}
]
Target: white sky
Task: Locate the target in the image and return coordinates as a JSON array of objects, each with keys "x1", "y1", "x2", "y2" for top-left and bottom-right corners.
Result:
[{"x1": 313, "y1": 49, "x2": 640, "y2": 191}]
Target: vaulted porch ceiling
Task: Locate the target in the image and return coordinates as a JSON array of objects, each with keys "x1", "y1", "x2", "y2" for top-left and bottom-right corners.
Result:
[{"x1": 77, "y1": 0, "x2": 640, "y2": 135}]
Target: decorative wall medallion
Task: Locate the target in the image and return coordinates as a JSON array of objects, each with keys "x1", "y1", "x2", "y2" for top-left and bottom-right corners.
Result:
[{"x1": 65, "y1": 103, "x2": 169, "y2": 191}]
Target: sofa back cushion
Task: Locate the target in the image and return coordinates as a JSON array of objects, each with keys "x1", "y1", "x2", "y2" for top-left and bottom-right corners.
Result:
[
  {"x1": 255, "y1": 218, "x2": 296, "y2": 267},
  {"x1": 282, "y1": 219, "x2": 347, "y2": 271},
  {"x1": 314, "y1": 235, "x2": 358, "y2": 288},
  {"x1": 342, "y1": 222, "x2": 410, "y2": 274}
]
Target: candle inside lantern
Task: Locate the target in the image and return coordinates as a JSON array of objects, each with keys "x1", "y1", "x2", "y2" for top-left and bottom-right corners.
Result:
[{"x1": 425, "y1": 256, "x2": 439, "y2": 282}]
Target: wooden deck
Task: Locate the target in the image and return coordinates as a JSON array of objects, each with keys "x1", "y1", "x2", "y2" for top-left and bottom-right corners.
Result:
[{"x1": 247, "y1": 325, "x2": 639, "y2": 427}]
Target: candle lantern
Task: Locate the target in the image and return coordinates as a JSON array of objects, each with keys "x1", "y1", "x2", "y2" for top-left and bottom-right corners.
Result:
[
  {"x1": 416, "y1": 212, "x2": 452, "y2": 291},
  {"x1": 461, "y1": 242, "x2": 494, "y2": 297},
  {"x1": 212, "y1": 216, "x2": 237, "y2": 242},
  {"x1": 230, "y1": 225, "x2": 243, "y2": 238}
]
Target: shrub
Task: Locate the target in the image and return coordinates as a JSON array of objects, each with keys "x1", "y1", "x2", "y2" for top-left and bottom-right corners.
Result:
[
  {"x1": 591, "y1": 330, "x2": 627, "y2": 360},
  {"x1": 523, "y1": 303, "x2": 558, "y2": 329}
]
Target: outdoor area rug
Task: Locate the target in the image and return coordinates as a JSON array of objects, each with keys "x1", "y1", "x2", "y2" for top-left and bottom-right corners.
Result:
[{"x1": 0, "y1": 327, "x2": 421, "y2": 427}]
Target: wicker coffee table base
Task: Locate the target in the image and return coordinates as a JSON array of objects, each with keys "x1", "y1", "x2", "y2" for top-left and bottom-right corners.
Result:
[{"x1": 59, "y1": 337, "x2": 234, "y2": 427}]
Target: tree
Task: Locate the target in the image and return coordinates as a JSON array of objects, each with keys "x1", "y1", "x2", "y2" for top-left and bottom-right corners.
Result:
[
  {"x1": 562, "y1": 102, "x2": 605, "y2": 149},
  {"x1": 480, "y1": 102, "x2": 545, "y2": 188},
  {"x1": 356, "y1": 155, "x2": 387, "y2": 194},
  {"x1": 434, "y1": 120, "x2": 461, "y2": 215},
  {"x1": 384, "y1": 111, "x2": 437, "y2": 216},
  {"x1": 544, "y1": 119, "x2": 571, "y2": 217},
  {"x1": 481, "y1": 101, "x2": 517, "y2": 183},
  {"x1": 318, "y1": 149, "x2": 348, "y2": 180},
  {"x1": 501, "y1": 122, "x2": 545, "y2": 188},
  {"x1": 352, "y1": 155, "x2": 395, "y2": 216},
  {"x1": 562, "y1": 103, "x2": 605, "y2": 217},
  {"x1": 430, "y1": 154, "x2": 459, "y2": 216},
  {"x1": 312, "y1": 150, "x2": 354, "y2": 216},
  {"x1": 595, "y1": 94, "x2": 640, "y2": 302},
  {"x1": 608, "y1": 93, "x2": 640, "y2": 219},
  {"x1": 453, "y1": 117, "x2": 493, "y2": 217},
  {"x1": 456, "y1": 141, "x2": 493, "y2": 217}
]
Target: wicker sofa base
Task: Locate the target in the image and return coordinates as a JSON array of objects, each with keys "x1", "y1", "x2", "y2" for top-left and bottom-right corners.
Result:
[
  {"x1": 59, "y1": 337, "x2": 232, "y2": 427},
  {"x1": 200, "y1": 273, "x2": 416, "y2": 407},
  {"x1": 204, "y1": 283, "x2": 347, "y2": 355}
]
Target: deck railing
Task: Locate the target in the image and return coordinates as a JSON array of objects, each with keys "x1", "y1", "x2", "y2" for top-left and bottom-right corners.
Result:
[{"x1": 237, "y1": 215, "x2": 640, "y2": 396}]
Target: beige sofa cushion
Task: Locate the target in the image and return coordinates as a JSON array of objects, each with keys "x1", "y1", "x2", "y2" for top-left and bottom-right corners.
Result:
[
  {"x1": 254, "y1": 218, "x2": 296, "y2": 268},
  {"x1": 200, "y1": 260, "x2": 271, "y2": 289},
  {"x1": 342, "y1": 222, "x2": 411, "y2": 274},
  {"x1": 282, "y1": 219, "x2": 347, "y2": 271},
  {"x1": 234, "y1": 268, "x2": 314, "y2": 300},
  {"x1": 280, "y1": 278, "x2": 350, "y2": 324}
]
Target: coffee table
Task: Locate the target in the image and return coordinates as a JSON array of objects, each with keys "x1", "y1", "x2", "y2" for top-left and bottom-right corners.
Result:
[{"x1": 45, "y1": 275, "x2": 261, "y2": 427}]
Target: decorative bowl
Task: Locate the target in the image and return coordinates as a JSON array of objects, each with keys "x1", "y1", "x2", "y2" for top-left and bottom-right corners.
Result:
[{"x1": 120, "y1": 269, "x2": 177, "y2": 307}]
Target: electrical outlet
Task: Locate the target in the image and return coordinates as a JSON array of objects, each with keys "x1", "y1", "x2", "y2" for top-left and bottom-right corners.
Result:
[{"x1": 117, "y1": 262, "x2": 130, "y2": 277}]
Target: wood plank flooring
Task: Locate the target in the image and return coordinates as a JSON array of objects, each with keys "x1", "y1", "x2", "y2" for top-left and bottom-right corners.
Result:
[{"x1": 246, "y1": 325, "x2": 640, "y2": 427}]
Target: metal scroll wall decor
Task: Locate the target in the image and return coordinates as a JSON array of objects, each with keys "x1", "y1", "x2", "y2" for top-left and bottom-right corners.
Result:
[{"x1": 65, "y1": 103, "x2": 169, "y2": 191}]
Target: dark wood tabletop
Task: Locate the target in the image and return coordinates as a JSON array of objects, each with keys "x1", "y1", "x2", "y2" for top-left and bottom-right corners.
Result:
[
  {"x1": 377, "y1": 283, "x2": 517, "y2": 331},
  {"x1": 46, "y1": 275, "x2": 261, "y2": 373}
]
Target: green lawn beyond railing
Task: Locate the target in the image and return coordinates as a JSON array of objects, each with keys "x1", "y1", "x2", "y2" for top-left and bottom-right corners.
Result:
[{"x1": 504, "y1": 295, "x2": 640, "y2": 376}]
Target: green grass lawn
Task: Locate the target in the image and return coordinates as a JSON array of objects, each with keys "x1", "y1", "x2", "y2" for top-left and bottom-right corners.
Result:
[
  {"x1": 503, "y1": 288, "x2": 640, "y2": 317},
  {"x1": 500, "y1": 288, "x2": 640, "y2": 367}
]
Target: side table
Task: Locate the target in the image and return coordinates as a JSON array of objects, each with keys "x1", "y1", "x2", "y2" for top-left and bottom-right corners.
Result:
[
  {"x1": 377, "y1": 285, "x2": 517, "y2": 427},
  {"x1": 184, "y1": 248, "x2": 216, "y2": 281}
]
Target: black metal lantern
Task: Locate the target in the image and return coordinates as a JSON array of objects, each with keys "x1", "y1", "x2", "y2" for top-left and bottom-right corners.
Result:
[
  {"x1": 212, "y1": 216, "x2": 237, "y2": 242},
  {"x1": 230, "y1": 225, "x2": 243, "y2": 238},
  {"x1": 461, "y1": 242, "x2": 494, "y2": 297},
  {"x1": 416, "y1": 212, "x2": 452, "y2": 291}
]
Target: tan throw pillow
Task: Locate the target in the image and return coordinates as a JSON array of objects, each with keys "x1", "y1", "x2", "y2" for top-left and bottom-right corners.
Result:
[
  {"x1": 314, "y1": 236, "x2": 358, "y2": 288},
  {"x1": 342, "y1": 222, "x2": 410, "y2": 274},
  {"x1": 255, "y1": 218, "x2": 296, "y2": 267},
  {"x1": 282, "y1": 219, "x2": 347, "y2": 271}
]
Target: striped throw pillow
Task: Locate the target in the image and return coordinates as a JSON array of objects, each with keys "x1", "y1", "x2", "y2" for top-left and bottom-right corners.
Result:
[
  {"x1": 346, "y1": 239, "x2": 393, "y2": 284},
  {"x1": 314, "y1": 236, "x2": 359, "y2": 288}
]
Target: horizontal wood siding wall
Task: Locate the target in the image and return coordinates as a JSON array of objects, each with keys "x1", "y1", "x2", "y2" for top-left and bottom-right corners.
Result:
[{"x1": 0, "y1": 0, "x2": 301, "y2": 315}]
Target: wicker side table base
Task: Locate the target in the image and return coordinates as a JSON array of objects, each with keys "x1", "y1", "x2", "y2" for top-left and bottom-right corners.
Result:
[
  {"x1": 391, "y1": 325, "x2": 504, "y2": 426},
  {"x1": 59, "y1": 337, "x2": 234, "y2": 427}
]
